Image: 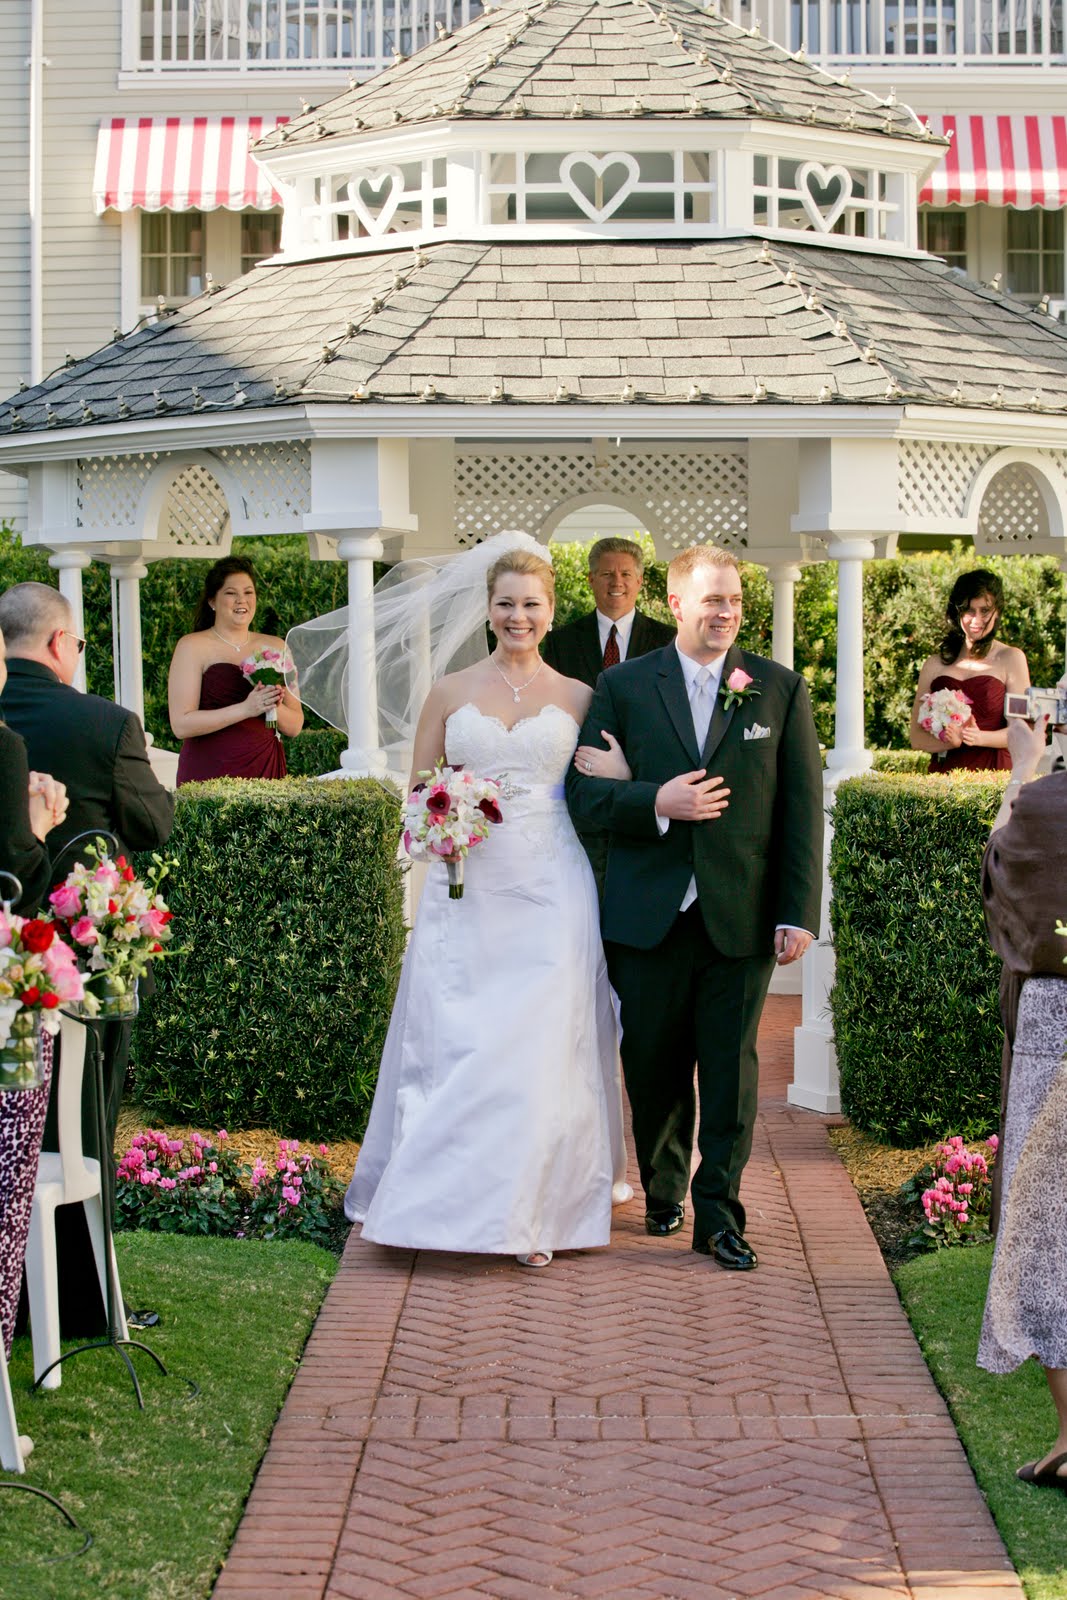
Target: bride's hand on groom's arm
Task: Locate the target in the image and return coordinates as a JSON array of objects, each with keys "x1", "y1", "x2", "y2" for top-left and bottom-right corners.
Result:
[
  {"x1": 574, "y1": 732, "x2": 631, "y2": 781},
  {"x1": 654, "y1": 771, "x2": 731, "y2": 822}
]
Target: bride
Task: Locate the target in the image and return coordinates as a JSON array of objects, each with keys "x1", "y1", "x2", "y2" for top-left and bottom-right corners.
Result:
[{"x1": 291, "y1": 533, "x2": 629, "y2": 1268}]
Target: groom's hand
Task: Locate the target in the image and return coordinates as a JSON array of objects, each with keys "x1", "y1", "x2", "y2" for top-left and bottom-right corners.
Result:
[{"x1": 655, "y1": 771, "x2": 730, "y2": 822}]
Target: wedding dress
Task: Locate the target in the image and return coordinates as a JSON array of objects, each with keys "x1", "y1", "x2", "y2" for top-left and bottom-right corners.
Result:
[{"x1": 345, "y1": 701, "x2": 623, "y2": 1255}]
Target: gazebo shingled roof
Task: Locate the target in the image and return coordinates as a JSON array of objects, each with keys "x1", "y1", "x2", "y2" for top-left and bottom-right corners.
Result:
[
  {"x1": 255, "y1": 0, "x2": 927, "y2": 146},
  {"x1": 5, "y1": 240, "x2": 1066, "y2": 429}
]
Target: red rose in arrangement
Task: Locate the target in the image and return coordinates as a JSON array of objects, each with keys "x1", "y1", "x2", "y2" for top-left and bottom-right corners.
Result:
[{"x1": 19, "y1": 919, "x2": 55, "y2": 954}]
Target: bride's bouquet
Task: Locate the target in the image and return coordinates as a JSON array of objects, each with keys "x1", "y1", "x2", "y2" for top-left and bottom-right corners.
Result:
[
  {"x1": 917, "y1": 686, "x2": 973, "y2": 741},
  {"x1": 403, "y1": 762, "x2": 503, "y2": 900},
  {"x1": 241, "y1": 646, "x2": 293, "y2": 737}
]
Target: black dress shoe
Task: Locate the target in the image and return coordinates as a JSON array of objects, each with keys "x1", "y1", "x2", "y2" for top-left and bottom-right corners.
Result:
[
  {"x1": 693, "y1": 1228, "x2": 757, "y2": 1270},
  {"x1": 645, "y1": 1204, "x2": 685, "y2": 1236}
]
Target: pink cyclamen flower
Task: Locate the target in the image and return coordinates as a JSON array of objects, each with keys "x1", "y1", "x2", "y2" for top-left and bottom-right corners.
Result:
[
  {"x1": 282, "y1": 1184, "x2": 301, "y2": 1206},
  {"x1": 159, "y1": 1177, "x2": 177, "y2": 1191},
  {"x1": 726, "y1": 667, "x2": 753, "y2": 693}
]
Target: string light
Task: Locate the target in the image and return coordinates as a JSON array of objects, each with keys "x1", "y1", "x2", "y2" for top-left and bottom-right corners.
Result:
[
  {"x1": 620, "y1": 382, "x2": 636, "y2": 401},
  {"x1": 686, "y1": 382, "x2": 701, "y2": 402},
  {"x1": 191, "y1": 386, "x2": 204, "y2": 410},
  {"x1": 817, "y1": 384, "x2": 833, "y2": 402},
  {"x1": 489, "y1": 381, "x2": 505, "y2": 401},
  {"x1": 420, "y1": 380, "x2": 437, "y2": 401},
  {"x1": 46, "y1": 406, "x2": 58, "y2": 426},
  {"x1": 752, "y1": 378, "x2": 767, "y2": 400},
  {"x1": 553, "y1": 379, "x2": 569, "y2": 402},
  {"x1": 861, "y1": 345, "x2": 877, "y2": 363},
  {"x1": 118, "y1": 395, "x2": 130, "y2": 417},
  {"x1": 832, "y1": 316, "x2": 848, "y2": 337},
  {"x1": 885, "y1": 377, "x2": 902, "y2": 399}
]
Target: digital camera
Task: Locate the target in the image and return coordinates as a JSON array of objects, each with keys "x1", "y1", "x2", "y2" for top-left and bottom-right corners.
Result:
[{"x1": 1005, "y1": 687, "x2": 1067, "y2": 726}]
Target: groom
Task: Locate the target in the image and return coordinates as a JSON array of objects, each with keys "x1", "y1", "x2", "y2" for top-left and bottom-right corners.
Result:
[{"x1": 565, "y1": 544, "x2": 823, "y2": 1270}]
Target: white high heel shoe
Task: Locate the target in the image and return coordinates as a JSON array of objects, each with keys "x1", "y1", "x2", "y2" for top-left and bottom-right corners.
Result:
[
  {"x1": 612, "y1": 1182, "x2": 634, "y2": 1205},
  {"x1": 516, "y1": 1251, "x2": 553, "y2": 1268}
]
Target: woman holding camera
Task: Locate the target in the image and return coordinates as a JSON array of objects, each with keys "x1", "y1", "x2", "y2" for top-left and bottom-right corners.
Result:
[{"x1": 909, "y1": 569, "x2": 1030, "y2": 774}]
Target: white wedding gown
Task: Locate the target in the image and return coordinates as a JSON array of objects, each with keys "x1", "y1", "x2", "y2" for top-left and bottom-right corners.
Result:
[{"x1": 345, "y1": 701, "x2": 624, "y2": 1255}]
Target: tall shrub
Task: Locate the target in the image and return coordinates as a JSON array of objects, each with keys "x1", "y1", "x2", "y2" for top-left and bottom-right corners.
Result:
[
  {"x1": 132, "y1": 777, "x2": 406, "y2": 1138},
  {"x1": 829, "y1": 774, "x2": 1005, "y2": 1144}
]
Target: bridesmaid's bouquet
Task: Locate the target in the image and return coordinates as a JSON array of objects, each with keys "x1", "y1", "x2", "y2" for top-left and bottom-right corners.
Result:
[
  {"x1": 241, "y1": 646, "x2": 293, "y2": 737},
  {"x1": 917, "y1": 686, "x2": 972, "y2": 741},
  {"x1": 403, "y1": 762, "x2": 503, "y2": 900}
]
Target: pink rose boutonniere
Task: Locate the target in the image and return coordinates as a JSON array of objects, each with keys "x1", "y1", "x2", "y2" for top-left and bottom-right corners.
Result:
[{"x1": 720, "y1": 666, "x2": 761, "y2": 713}]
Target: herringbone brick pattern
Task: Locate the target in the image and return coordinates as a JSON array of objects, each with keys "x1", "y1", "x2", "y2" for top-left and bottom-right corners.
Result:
[{"x1": 214, "y1": 999, "x2": 1023, "y2": 1600}]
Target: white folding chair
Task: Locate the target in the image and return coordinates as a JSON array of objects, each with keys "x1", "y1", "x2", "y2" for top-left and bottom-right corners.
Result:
[
  {"x1": 24, "y1": 1014, "x2": 127, "y2": 1391},
  {"x1": 0, "y1": 1322, "x2": 27, "y2": 1472}
]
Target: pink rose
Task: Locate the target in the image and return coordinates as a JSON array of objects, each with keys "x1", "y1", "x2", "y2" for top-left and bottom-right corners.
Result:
[
  {"x1": 139, "y1": 908, "x2": 168, "y2": 939},
  {"x1": 726, "y1": 667, "x2": 753, "y2": 693},
  {"x1": 70, "y1": 915, "x2": 99, "y2": 945},
  {"x1": 49, "y1": 883, "x2": 83, "y2": 919}
]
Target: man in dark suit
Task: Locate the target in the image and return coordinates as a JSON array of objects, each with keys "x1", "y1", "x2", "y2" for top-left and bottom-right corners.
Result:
[
  {"x1": 0, "y1": 580, "x2": 174, "y2": 1331},
  {"x1": 566, "y1": 545, "x2": 823, "y2": 1271},
  {"x1": 544, "y1": 538, "x2": 675, "y2": 892}
]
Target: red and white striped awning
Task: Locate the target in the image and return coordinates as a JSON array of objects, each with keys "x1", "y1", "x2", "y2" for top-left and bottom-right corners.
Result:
[
  {"x1": 92, "y1": 116, "x2": 288, "y2": 214},
  {"x1": 920, "y1": 114, "x2": 1067, "y2": 208}
]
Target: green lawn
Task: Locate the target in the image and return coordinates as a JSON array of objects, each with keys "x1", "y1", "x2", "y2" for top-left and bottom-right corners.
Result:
[
  {"x1": 0, "y1": 1232, "x2": 336, "y2": 1600},
  {"x1": 896, "y1": 1244, "x2": 1067, "y2": 1600}
]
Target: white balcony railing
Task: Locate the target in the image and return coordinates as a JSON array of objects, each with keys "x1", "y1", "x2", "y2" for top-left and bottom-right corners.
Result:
[
  {"x1": 135, "y1": 0, "x2": 482, "y2": 72},
  {"x1": 716, "y1": 0, "x2": 1064, "y2": 66}
]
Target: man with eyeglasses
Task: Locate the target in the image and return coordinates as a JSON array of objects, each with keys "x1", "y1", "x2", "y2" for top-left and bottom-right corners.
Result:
[{"x1": 0, "y1": 579, "x2": 173, "y2": 1337}]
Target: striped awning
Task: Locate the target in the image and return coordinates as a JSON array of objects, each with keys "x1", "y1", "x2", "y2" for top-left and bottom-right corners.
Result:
[
  {"x1": 92, "y1": 116, "x2": 288, "y2": 214},
  {"x1": 920, "y1": 114, "x2": 1067, "y2": 208}
]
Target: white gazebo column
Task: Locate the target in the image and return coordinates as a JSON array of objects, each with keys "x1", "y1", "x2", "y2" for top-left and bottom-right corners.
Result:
[
  {"x1": 48, "y1": 548, "x2": 91, "y2": 693},
  {"x1": 767, "y1": 562, "x2": 801, "y2": 670},
  {"x1": 110, "y1": 559, "x2": 148, "y2": 726},
  {"x1": 336, "y1": 533, "x2": 387, "y2": 776},
  {"x1": 790, "y1": 536, "x2": 875, "y2": 1113}
]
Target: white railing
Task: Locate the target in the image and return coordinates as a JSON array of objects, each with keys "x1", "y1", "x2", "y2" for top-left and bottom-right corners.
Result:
[
  {"x1": 715, "y1": 0, "x2": 1064, "y2": 65},
  {"x1": 134, "y1": 0, "x2": 482, "y2": 72}
]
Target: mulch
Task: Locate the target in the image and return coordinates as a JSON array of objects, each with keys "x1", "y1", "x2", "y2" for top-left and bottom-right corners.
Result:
[{"x1": 114, "y1": 1103, "x2": 361, "y2": 1185}]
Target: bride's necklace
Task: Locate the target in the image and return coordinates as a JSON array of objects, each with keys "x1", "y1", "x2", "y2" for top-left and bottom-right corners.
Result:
[
  {"x1": 211, "y1": 626, "x2": 248, "y2": 655},
  {"x1": 491, "y1": 652, "x2": 545, "y2": 704}
]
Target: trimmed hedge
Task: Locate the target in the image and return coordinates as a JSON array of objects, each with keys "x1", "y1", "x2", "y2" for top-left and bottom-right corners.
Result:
[
  {"x1": 132, "y1": 776, "x2": 406, "y2": 1139},
  {"x1": 829, "y1": 773, "x2": 1006, "y2": 1145}
]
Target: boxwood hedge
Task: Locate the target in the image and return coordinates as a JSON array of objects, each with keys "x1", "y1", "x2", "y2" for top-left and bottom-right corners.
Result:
[
  {"x1": 829, "y1": 774, "x2": 1006, "y2": 1145},
  {"x1": 132, "y1": 776, "x2": 406, "y2": 1138}
]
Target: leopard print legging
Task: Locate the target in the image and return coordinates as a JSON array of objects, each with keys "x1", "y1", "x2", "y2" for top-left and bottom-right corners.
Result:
[{"x1": 0, "y1": 1030, "x2": 54, "y2": 1358}]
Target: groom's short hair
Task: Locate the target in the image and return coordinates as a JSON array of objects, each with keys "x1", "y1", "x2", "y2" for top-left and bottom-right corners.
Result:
[{"x1": 667, "y1": 544, "x2": 741, "y2": 591}]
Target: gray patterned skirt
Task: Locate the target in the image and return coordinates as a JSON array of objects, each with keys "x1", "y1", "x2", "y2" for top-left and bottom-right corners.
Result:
[{"x1": 978, "y1": 976, "x2": 1067, "y2": 1375}]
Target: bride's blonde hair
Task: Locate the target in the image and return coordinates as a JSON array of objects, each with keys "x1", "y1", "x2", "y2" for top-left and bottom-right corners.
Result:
[{"x1": 486, "y1": 547, "x2": 556, "y2": 605}]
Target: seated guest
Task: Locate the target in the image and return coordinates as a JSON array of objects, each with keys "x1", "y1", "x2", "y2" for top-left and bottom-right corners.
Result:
[
  {"x1": 170, "y1": 556, "x2": 303, "y2": 784},
  {"x1": 910, "y1": 569, "x2": 1030, "y2": 774},
  {"x1": 0, "y1": 579, "x2": 174, "y2": 1335},
  {"x1": 978, "y1": 703, "x2": 1067, "y2": 1489}
]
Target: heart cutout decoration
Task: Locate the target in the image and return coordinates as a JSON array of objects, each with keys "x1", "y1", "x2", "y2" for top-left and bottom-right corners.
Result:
[
  {"x1": 559, "y1": 151, "x2": 641, "y2": 222},
  {"x1": 346, "y1": 166, "x2": 405, "y2": 235},
  {"x1": 796, "y1": 161, "x2": 853, "y2": 233}
]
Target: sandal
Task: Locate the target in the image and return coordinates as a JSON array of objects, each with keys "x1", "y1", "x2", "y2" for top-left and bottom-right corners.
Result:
[
  {"x1": 516, "y1": 1251, "x2": 552, "y2": 1268},
  {"x1": 1016, "y1": 1450, "x2": 1067, "y2": 1489}
]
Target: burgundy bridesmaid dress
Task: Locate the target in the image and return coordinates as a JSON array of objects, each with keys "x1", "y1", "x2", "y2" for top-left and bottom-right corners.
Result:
[
  {"x1": 928, "y1": 672, "x2": 1012, "y2": 774},
  {"x1": 175, "y1": 662, "x2": 287, "y2": 785}
]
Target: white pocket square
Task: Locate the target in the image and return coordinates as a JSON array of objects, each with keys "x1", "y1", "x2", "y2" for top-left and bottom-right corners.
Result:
[{"x1": 744, "y1": 724, "x2": 771, "y2": 741}]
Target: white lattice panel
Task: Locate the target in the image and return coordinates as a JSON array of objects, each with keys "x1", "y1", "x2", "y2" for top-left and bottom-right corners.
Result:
[
  {"x1": 897, "y1": 440, "x2": 992, "y2": 521},
  {"x1": 215, "y1": 442, "x2": 310, "y2": 522},
  {"x1": 76, "y1": 454, "x2": 160, "y2": 529},
  {"x1": 161, "y1": 465, "x2": 229, "y2": 548},
  {"x1": 977, "y1": 463, "x2": 1050, "y2": 547},
  {"x1": 454, "y1": 448, "x2": 748, "y2": 552}
]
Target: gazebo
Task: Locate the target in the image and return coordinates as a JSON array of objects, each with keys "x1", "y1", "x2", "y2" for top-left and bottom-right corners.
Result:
[{"x1": 2, "y1": 0, "x2": 1067, "y2": 1114}]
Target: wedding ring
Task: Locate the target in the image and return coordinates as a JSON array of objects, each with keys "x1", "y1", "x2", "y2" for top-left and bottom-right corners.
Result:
[{"x1": 584, "y1": 760, "x2": 592, "y2": 772}]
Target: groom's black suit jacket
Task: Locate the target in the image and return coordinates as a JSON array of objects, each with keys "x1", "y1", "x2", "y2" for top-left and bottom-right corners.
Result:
[
  {"x1": 542, "y1": 608, "x2": 676, "y2": 688},
  {"x1": 565, "y1": 643, "x2": 824, "y2": 956}
]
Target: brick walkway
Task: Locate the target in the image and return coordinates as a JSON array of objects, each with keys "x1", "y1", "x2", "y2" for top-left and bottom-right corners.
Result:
[{"x1": 214, "y1": 997, "x2": 1022, "y2": 1600}]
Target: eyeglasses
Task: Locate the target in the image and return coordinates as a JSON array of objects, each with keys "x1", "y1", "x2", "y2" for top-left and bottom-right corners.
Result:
[{"x1": 52, "y1": 629, "x2": 86, "y2": 655}]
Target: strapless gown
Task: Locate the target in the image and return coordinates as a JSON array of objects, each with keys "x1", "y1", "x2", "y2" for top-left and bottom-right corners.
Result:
[
  {"x1": 176, "y1": 662, "x2": 287, "y2": 784},
  {"x1": 928, "y1": 672, "x2": 1011, "y2": 774},
  {"x1": 345, "y1": 702, "x2": 622, "y2": 1255}
]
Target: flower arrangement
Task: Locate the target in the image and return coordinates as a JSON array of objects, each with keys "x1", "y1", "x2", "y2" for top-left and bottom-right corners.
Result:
[
  {"x1": 49, "y1": 841, "x2": 177, "y2": 1013},
  {"x1": 241, "y1": 645, "x2": 293, "y2": 735},
  {"x1": 403, "y1": 761, "x2": 503, "y2": 899},
  {"x1": 720, "y1": 666, "x2": 761, "y2": 712},
  {"x1": 917, "y1": 686, "x2": 973, "y2": 742},
  {"x1": 907, "y1": 1133, "x2": 998, "y2": 1251},
  {"x1": 0, "y1": 912, "x2": 86, "y2": 1087}
]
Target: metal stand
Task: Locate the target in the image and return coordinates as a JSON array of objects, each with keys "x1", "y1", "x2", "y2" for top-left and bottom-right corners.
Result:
[
  {"x1": 0, "y1": 1483, "x2": 92, "y2": 1563},
  {"x1": 30, "y1": 1015, "x2": 168, "y2": 1409}
]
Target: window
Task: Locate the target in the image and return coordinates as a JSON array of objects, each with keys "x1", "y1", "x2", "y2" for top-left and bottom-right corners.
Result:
[
  {"x1": 141, "y1": 212, "x2": 205, "y2": 302},
  {"x1": 1006, "y1": 209, "x2": 1065, "y2": 302},
  {"x1": 241, "y1": 213, "x2": 282, "y2": 273},
  {"x1": 919, "y1": 209, "x2": 967, "y2": 271}
]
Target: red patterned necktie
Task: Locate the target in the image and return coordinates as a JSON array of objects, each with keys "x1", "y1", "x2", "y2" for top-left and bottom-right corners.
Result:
[{"x1": 602, "y1": 623, "x2": 620, "y2": 669}]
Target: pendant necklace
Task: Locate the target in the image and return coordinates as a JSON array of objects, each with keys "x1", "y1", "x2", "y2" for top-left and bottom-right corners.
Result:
[
  {"x1": 211, "y1": 626, "x2": 247, "y2": 655},
  {"x1": 492, "y1": 653, "x2": 545, "y2": 704}
]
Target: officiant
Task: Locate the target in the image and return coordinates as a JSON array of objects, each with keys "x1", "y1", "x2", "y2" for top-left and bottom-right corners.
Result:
[{"x1": 543, "y1": 538, "x2": 674, "y2": 892}]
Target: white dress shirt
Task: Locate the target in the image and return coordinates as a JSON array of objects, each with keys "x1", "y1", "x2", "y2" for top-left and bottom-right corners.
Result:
[{"x1": 596, "y1": 608, "x2": 636, "y2": 662}]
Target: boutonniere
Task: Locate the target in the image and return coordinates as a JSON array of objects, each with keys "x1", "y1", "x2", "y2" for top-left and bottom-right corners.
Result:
[{"x1": 720, "y1": 667, "x2": 761, "y2": 712}]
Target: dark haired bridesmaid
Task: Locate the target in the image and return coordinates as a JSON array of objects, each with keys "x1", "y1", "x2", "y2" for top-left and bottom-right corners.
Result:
[
  {"x1": 909, "y1": 569, "x2": 1030, "y2": 774},
  {"x1": 169, "y1": 556, "x2": 302, "y2": 785}
]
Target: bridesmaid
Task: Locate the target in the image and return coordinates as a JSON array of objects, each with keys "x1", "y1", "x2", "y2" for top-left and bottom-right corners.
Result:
[
  {"x1": 169, "y1": 556, "x2": 303, "y2": 785},
  {"x1": 909, "y1": 569, "x2": 1030, "y2": 774}
]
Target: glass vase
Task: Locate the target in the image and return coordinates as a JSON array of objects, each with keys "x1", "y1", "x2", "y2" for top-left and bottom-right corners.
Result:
[
  {"x1": 0, "y1": 1009, "x2": 46, "y2": 1091},
  {"x1": 87, "y1": 973, "x2": 140, "y2": 1021}
]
